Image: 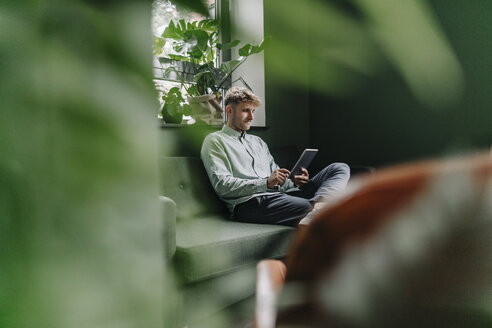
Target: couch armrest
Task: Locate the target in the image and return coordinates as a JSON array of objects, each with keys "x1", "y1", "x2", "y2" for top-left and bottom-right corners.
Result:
[{"x1": 160, "y1": 195, "x2": 176, "y2": 260}]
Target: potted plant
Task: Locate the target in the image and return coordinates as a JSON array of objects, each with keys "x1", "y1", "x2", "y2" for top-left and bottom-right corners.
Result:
[
  {"x1": 160, "y1": 86, "x2": 191, "y2": 124},
  {"x1": 154, "y1": 18, "x2": 264, "y2": 124}
]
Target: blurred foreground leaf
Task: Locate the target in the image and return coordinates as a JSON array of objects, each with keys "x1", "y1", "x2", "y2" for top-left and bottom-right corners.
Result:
[
  {"x1": 0, "y1": 1, "x2": 171, "y2": 327},
  {"x1": 266, "y1": 0, "x2": 464, "y2": 108}
]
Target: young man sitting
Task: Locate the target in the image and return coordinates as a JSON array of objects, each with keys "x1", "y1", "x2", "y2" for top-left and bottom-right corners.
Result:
[{"x1": 200, "y1": 87, "x2": 350, "y2": 227}]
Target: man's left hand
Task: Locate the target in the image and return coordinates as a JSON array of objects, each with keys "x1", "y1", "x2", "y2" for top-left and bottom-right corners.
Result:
[{"x1": 291, "y1": 168, "x2": 309, "y2": 188}]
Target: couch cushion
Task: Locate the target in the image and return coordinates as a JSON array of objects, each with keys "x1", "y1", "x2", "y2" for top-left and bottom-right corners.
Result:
[
  {"x1": 174, "y1": 216, "x2": 295, "y2": 284},
  {"x1": 178, "y1": 263, "x2": 258, "y2": 326},
  {"x1": 160, "y1": 157, "x2": 229, "y2": 221}
]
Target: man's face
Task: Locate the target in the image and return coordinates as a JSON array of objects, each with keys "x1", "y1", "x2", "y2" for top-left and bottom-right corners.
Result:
[{"x1": 227, "y1": 101, "x2": 255, "y2": 132}]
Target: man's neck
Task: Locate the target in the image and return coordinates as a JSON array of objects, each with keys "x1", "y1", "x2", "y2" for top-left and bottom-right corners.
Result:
[{"x1": 226, "y1": 122, "x2": 244, "y2": 134}]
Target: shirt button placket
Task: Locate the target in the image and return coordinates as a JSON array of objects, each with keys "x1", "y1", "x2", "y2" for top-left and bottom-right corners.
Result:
[{"x1": 242, "y1": 136, "x2": 260, "y2": 178}]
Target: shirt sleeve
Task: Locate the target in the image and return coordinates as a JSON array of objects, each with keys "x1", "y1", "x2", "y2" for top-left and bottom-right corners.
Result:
[
  {"x1": 201, "y1": 136, "x2": 268, "y2": 199},
  {"x1": 265, "y1": 141, "x2": 296, "y2": 191}
]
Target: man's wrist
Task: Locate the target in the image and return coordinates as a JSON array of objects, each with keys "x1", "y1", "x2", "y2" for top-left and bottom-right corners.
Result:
[{"x1": 263, "y1": 178, "x2": 270, "y2": 191}]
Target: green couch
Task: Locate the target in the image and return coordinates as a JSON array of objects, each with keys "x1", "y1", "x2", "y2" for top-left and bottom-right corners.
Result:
[{"x1": 160, "y1": 156, "x2": 296, "y2": 327}]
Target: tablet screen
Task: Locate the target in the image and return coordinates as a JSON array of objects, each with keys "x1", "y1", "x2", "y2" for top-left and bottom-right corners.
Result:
[{"x1": 288, "y1": 149, "x2": 318, "y2": 179}]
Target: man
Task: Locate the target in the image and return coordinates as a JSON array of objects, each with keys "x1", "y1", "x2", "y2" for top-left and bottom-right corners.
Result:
[{"x1": 201, "y1": 87, "x2": 350, "y2": 227}]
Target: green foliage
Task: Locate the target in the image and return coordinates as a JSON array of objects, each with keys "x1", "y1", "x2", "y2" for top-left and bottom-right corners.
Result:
[
  {"x1": 163, "y1": 86, "x2": 186, "y2": 104},
  {"x1": 154, "y1": 17, "x2": 265, "y2": 97},
  {"x1": 153, "y1": 36, "x2": 166, "y2": 55},
  {"x1": 238, "y1": 42, "x2": 265, "y2": 57},
  {"x1": 194, "y1": 69, "x2": 218, "y2": 94},
  {"x1": 0, "y1": 1, "x2": 168, "y2": 327},
  {"x1": 161, "y1": 87, "x2": 191, "y2": 123},
  {"x1": 217, "y1": 39, "x2": 240, "y2": 50},
  {"x1": 159, "y1": 18, "x2": 219, "y2": 64}
]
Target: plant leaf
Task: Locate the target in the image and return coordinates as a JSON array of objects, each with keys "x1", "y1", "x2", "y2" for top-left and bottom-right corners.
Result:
[
  {"x1": 163, "y1": 66, "x2": 177, "y2": 78},
  {"x1": 167, "y1": 103, "x2": 179, "y2": 116},
  {"x1": 153, "y1": 37, "x2": 165, "y2": 56},
  {"x1": 182, "y1": 104, "x2": 192, "y2": 116},
  {"x1": 198, "y1": 19, "x2": 219, "y2": 32},
  {"x1": 222, "y1": 40, "x2": 240, "y2": 50},
  {"x1": 172, "y1": 41, "x2": 185, "y2": 53},
  {"x1": 179, "y1": 19, "x2": 187, "y2": 32},
  {"x1": 194, "y1": 71, "x2": 213, "y2": 82},
  {"x1": 183, "y1": 29, "x2": 209, "y2": 59},
  {"x1": 220, "y1": 60, "x2": 241, "y2": 75},
  {"x1": 186, "y1": 85, "x2": 199, "y2": 97},
  {"x1": 249, "y1": 41, "x2": 265, "y2": 55},
  {"x1": 168, "y1": 54, "x2": 189, "y2": 62},
  {"x1": 238, "y1": 44, "x2": 252, "y2": 57},
  {"x1": 194, "y1": 70, "x2": 216, "y2": 94},
  {"x1": 162, "y1": 21, "x2": 182, "y2": 40}
]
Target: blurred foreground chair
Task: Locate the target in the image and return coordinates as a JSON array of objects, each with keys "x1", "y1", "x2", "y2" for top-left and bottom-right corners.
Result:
[{"x1": 255, "y1": 152, "x2": 492, "y2": 328}]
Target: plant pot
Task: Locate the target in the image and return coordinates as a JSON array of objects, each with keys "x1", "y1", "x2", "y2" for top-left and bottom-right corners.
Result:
[
  {"x1": 161, "y1": 103, "x2": 183, "y2": 124},
  {"x1": 188, "y1": 94, "x2": 223, "y2": 115},
  {"x1": 188, "y1": 94, "x2": 224, "y2": 125}
]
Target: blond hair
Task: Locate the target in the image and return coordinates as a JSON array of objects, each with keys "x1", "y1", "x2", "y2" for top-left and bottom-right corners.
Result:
[{"x1": 224, "y1": 86, "x2": 261, "y2": 108}]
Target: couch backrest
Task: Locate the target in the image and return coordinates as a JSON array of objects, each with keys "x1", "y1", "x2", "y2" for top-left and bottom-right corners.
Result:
[{"x1": 159, "y1": 156, "x2": 229, "y2": 221}]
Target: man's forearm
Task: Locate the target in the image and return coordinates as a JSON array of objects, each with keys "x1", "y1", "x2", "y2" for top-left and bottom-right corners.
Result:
[{"x1": 213, "y1": 174, "x2": 268, "y2": 199}]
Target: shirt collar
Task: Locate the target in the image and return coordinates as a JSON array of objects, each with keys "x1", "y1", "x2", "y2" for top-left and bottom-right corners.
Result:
[{"x1": 222, "y1": 124, "x2": 246, "y2": 140}]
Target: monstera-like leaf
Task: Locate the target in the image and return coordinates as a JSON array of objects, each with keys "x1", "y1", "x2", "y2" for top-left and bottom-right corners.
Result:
[
  {"x1": 183, "y1": 29, "x2": 209, "y2": 59},
  {"x1": 160, "y1": 19, "x2": 218, "y2": 64}
]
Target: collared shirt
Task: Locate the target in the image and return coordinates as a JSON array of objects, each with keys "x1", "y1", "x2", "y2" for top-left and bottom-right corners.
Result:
[{"x1": 201, "y1": 125, "x2": 297, "y2": 212}]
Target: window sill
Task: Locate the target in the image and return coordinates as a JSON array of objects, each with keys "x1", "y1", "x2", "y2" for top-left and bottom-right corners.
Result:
[{"x1": 159, "y1": 122, "x2": 269, "y2": 130}]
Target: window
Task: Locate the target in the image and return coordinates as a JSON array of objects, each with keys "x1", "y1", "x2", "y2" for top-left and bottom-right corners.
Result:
[
  {"x1": 152, "y1": 0, "x2": 217, "y2": 125},
  {"x1": 152, "y1": 0, "x2": 266, "y2": 127}
]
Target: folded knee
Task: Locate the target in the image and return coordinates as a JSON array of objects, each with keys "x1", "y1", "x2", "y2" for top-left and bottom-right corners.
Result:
[{"x1": 327, "y1": 162, "x2": 351, "y2": 176}]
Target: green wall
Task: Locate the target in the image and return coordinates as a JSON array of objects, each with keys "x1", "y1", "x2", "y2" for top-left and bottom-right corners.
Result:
[{"x1": 308, "y1": 0, "x2": 491, "y2": 168}]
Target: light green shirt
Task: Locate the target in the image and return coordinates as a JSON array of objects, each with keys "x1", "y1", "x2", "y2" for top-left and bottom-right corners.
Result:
[{"x1": 201, "y1": 125, "x2": 297, "y2": 212}]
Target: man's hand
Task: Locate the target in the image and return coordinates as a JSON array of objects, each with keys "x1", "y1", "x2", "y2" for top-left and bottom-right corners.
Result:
[
  {"x1": 291, "y1": 168, "x2": 309, "y2": 188},
  {"x1": 267, "y1": 169, "x2": 290, "y2": 188}
]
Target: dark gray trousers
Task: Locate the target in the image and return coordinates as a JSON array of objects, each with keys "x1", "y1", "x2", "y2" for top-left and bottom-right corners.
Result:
[{"x1": 233, "y1": 163, "x2": 350, "y2": 226}]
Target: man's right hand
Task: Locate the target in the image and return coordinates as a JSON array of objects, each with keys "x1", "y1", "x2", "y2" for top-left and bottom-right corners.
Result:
[{"x1": 267, "y1": 169, "x2": 290, "y2": 189}]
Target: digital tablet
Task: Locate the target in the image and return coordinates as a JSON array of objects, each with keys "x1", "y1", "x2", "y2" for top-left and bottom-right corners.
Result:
[{"x1": 287, "y1": 149, "x2": 318, "y2": 179}]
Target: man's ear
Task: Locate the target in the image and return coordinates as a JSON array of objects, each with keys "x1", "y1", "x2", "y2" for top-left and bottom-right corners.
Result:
[{"x1": 225, "y1": 105, "x2": 233, "y2": 115}]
